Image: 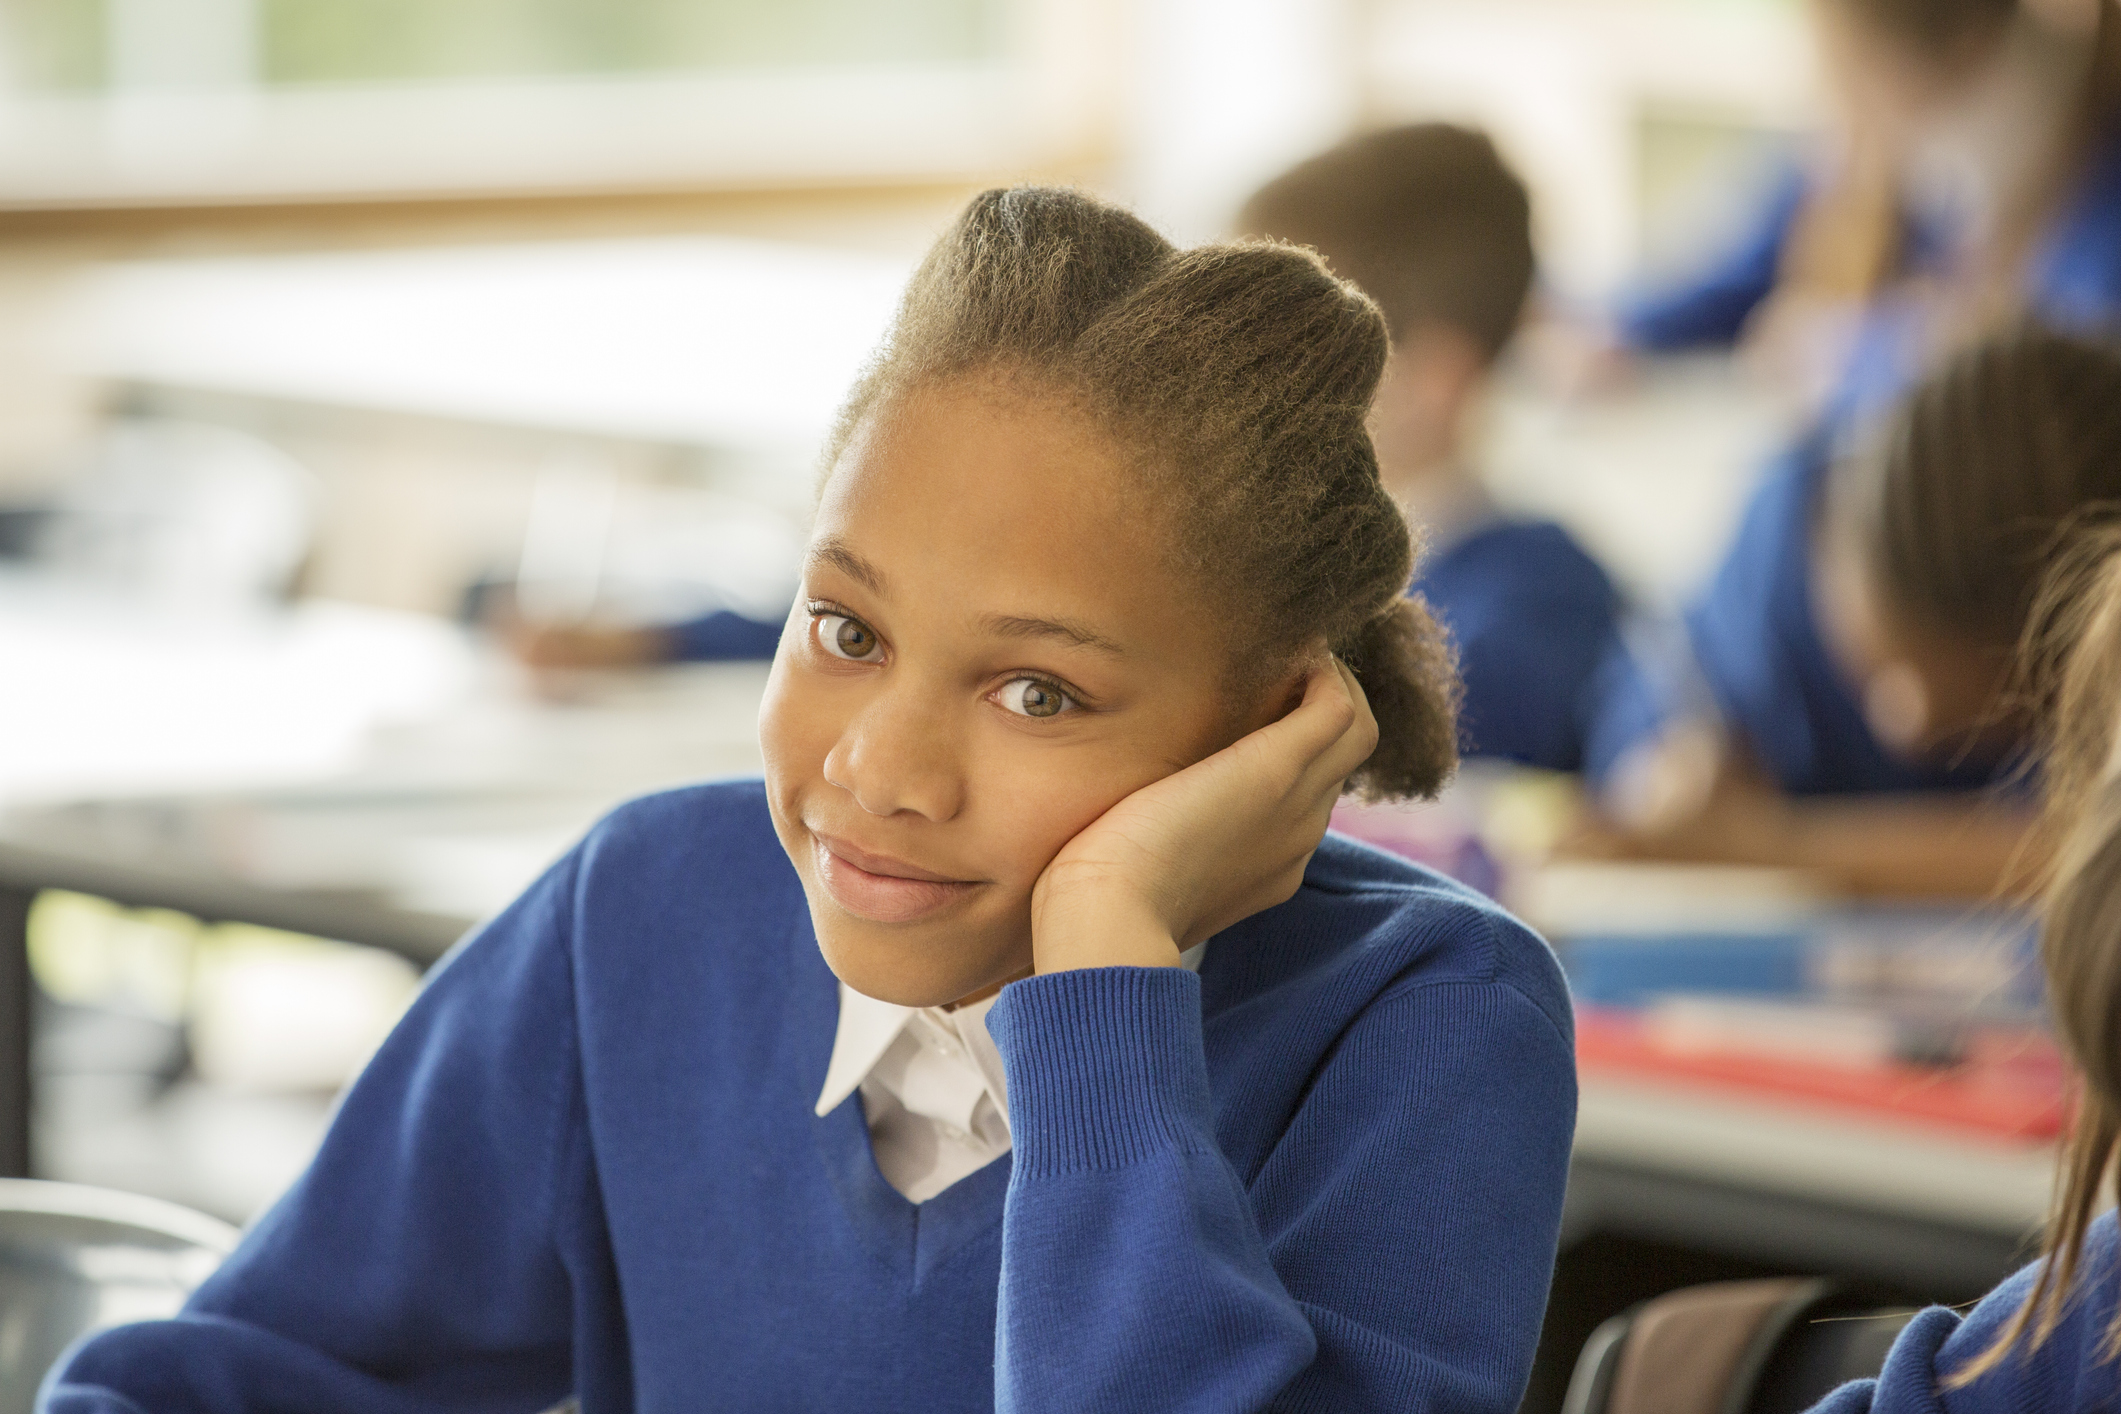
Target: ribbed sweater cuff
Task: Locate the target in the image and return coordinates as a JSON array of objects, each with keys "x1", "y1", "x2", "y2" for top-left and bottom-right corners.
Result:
[{"x1": 987, "y1": 967, "x2": 1211, "y2": 1177}]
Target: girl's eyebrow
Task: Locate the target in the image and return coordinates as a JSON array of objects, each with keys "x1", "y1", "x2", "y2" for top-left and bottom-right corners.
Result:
[
  {"x1": 810, "y1": 535, "x2": 1122, "y2": 655},
  {"x1": 981, "y1": 614, "x2": 1125, "y2": 656},
  {"x1": 808, "y1": 538, "x2": 887, "y2": 595}
]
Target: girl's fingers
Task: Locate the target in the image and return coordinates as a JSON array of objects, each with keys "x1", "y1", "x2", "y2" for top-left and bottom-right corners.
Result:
[
  {"x1": 1210, "y1": 652, "x2": 1378, "y2": 805},
  {"x1": 1316, "y1": 658, "x2": 1378, "y2": 780},
  {"x1": 1285, "y1": 658, "x2": 1378, "y2": 798},
  {"x1": 1259, "y1": 656, "x2": 1359, "y2": 757}
]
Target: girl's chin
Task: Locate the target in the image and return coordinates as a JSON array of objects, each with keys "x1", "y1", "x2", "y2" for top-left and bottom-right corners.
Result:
[{"x1": 809, "y1": 914, "x2": 1030, "y2": 1010}]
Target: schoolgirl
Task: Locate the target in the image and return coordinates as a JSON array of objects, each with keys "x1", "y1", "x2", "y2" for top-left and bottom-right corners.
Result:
[
  {"x1": 1592, "y1": 327, "x2": 2121, "y2": 897},
  {"x1": 44, "y1": 189, "x2": 1576, "y2": 1413},
  {"x1": 1807, "y1": 527, "x2": 2121, "y2": 1410}
]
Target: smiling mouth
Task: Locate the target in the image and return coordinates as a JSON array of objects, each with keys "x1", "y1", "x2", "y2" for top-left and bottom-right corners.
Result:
[{"x1": 808, "y1": 830, "x2": 982, "y2": 924}]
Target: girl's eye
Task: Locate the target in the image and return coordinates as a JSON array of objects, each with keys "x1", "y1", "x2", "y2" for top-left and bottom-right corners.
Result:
[
  {"x1": 816, "y1": 614, "x2": 881, "y2": 662},
  {"x1": 996, "y1": 677, "x2": 1074, "y2": 719}
]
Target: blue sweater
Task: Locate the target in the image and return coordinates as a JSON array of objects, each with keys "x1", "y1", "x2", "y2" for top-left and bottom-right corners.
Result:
[
  {"x1": 1587, "y1": 124, "x2": 2121, "y2": 796},
  {"x1": 665, "y1": 608, "x2": 783, "y2": 662},
  {"x1": 1615, "y1": 122, "x2": 2121, "y2": 359},
  {"x1": 1812, "y1": 1212, "x2": 2121, "y2": 1413},
  {"x1": 1585, "y1": 434, "x2": 2012, "y2": 797},
  {"x1": 1415, "y1": 518, "x2": 1624, "y2": 773},
  {"x1": 44, "y1": 781, "x2": 1577, "y2": 1413},
  {"x1": 1617, "y1": 158, "x2": 1814, "y2": 353}
]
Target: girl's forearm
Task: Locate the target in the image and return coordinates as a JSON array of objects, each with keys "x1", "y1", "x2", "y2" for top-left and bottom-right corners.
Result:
[
  {"x1": 1770, "y1": 798, "x2": 2039, "y2": 899},
  {"x1": 1591, "y1": 795, "x2": 2040, "y2": 900}
]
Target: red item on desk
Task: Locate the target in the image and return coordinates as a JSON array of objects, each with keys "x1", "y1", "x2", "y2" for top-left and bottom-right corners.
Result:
[{"x1": 1575, "y1": 1005, "x2": 2069, "y2": 1142}]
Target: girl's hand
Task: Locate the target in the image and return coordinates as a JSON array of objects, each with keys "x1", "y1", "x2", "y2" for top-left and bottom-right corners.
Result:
[{"x1": 1029, "y1": 655, "x2": 1380, "y2": 973}]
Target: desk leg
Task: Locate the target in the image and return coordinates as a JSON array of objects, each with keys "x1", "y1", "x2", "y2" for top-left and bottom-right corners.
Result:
[{"x1": 0, "y1": 887, "x2": 30, "y2": 1178}]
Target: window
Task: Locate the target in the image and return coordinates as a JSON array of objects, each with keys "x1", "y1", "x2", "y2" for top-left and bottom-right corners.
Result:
[
  {"x1": 0, "y1": 0, "x2": 1091, "y2": 205},
  {"x1": 5, "y1": 0, "x2": 1003, "y2": 91}
]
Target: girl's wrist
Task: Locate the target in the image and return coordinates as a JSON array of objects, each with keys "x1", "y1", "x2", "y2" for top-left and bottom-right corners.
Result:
[{"x1": 1030, "y1": 890, "x2": 1184, "y2": 974}]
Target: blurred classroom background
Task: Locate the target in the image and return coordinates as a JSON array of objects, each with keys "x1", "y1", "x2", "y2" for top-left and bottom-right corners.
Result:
[{"x1": 0, "y1": 1, "x2": 2057, "y2": 1409}]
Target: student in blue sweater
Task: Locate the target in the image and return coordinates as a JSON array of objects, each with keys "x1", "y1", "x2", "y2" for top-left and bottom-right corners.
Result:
[
  {"x1": 1587, "y1": 327, "x2": 2121, "y2": 898},
  {"x1": 1582, "y1": 2, "x2": 2121, "y2": 886},
  {"x1": 1238, "y1": 125, "x2": 1625, "y2": 773},
  {"x1": 1616, "y1": 0, "x2": 2121, "y2": 388},
  {"x1": 42, "y1": 189, "x2": 1577, "y2": 1412},
  {"x1": 1800, "y1": 528, "x2": 2121, "y2": 1411}
]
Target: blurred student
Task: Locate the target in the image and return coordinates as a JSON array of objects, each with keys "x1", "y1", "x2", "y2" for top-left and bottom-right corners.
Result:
[
  {"x1": 1591, "y1": 326, "x2": 2121, "y2": 897},
  {"x1": 1800, "y1": 528, "x2": 2121, "y2": 1410},
  {"x1": 45, "y1": 189, "x2": 1573, "y2": 1414},
  {"x1": 509, "y1": 603, "x2": 781, "y2": 669},
  {"x1": 1585, "y1": 0, "x2": 2121, "y2": 857},
  {"x1": 1241, "y1": 125, "x2": 1624, "y2": 772},
  {"x1": 1620, "y1": 0, "x2": 2121, "y2": 410}
]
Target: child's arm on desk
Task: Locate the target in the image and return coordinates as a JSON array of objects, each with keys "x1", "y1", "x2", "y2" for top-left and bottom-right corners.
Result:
[{"x1": 1580, "y1": 729, "x2": 2039, "y2": 899}]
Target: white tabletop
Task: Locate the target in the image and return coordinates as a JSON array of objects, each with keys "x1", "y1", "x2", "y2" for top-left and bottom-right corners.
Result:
[
  {"x1": 1575, "y1": 1073, "x2": 2055, "y2": 1236},
  {"x1": 0, "y1": 578, "x2": 768, "y2": 928}
]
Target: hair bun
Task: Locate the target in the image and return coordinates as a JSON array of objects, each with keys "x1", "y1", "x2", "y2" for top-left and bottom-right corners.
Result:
[{"x1": 1339, "y1": 597, "x2": 1460, "y2": 801}]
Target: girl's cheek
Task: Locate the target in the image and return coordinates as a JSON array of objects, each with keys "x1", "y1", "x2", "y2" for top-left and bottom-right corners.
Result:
[
  {"x1": 990, "y1": 748, "x2": 1153, "y2": 878},
  {"x1": 757, "y1": 660, "x2": 837, "y2": 794}
]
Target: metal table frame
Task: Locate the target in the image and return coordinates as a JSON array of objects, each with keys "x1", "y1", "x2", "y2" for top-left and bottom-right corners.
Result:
[{"x1": 0, "y1": 838, "x2": 468, "y2": 1179}]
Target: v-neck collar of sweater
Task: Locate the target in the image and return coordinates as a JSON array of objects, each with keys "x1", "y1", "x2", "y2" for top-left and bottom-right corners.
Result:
[{"x1": 812, "y1": 941, "x2": 1211, "y2": 1126}]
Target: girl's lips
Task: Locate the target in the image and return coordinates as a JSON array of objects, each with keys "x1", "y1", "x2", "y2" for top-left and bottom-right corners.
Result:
[{"x1": 810, "y1": 834, "x2": 980, "y2": 924}]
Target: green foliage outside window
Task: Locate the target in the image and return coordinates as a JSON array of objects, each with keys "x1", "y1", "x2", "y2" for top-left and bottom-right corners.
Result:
[
  {"x1": 3, "y1": 0, "x2": 105, "y2": 89},
  {"x1": 1, "y1": 0, "x2": 1002, "y2": 91}
]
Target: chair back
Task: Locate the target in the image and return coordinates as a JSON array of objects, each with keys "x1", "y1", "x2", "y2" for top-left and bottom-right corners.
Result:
[
  {"x1": 0, "y1": 1180, "x2": 237, "y2": 1414},
  {"x1": 1563, "y1": 1276, "x2": 1923, "y2": 1414}
]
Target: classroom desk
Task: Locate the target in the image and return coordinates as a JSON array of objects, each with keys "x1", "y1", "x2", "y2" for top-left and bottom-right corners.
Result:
[
  {"x1": 1567, "y1": 1074, "x2": 2050, "y2": 1295},
  {"x1": 0, "y1": 833, "x2": 471, "y2": 1177},
  {"x1": 1, "y1": 581, "x2": 774, "y2": 1179}
]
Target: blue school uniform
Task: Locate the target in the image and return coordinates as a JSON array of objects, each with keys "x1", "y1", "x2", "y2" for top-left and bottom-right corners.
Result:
[
  {"x1": 1616, "y1": 159, "x2": 1813, "y2": 353},
  {"x1": 1588, "y1": 433, "x2": 2006, "y2": 796},
  {"x1": 1809, "y1": 1210, "x2": 2121, "y2": 1412},
  {"x1": 666, "y1": 607, "x2": 784, "y2": 662},
  {"x1": 1415, "y1": 518, "x2": 1624, "y2": 772},
  {"x1": 2028, "y1": 129, "x2": 2121, "y2": 338},
  {"x1": 1617, "y1": 123, "x2": 2121, "y2": 362},
  {"x1": 44, "y1": 781, "x2": 1576, "y2": 1414},
  {"x1": 1589, "y1": 126, "x2": 2121, "y2": 794}
]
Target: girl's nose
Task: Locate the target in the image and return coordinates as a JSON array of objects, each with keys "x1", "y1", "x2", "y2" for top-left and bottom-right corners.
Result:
[{"x1": 821, "y1": 687, "x2": 966, "y2": 822}]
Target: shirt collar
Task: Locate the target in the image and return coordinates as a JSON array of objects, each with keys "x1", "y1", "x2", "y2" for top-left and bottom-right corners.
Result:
[
  {"x1": 812, "y1": 943, "x2": 1209, "y2": 1119},
  {"x1": 815, "y1": 985, "x2": 910, "y2": 1117}
]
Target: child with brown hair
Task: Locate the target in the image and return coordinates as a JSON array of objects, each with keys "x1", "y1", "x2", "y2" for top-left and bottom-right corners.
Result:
[
  {"x1": 1241, "y1": 124, "x2": 1625, "y2": 773},
  {"x1": 42, "y1": 189, "x2": 1576, "y2": 1412},
  {"x1": 1800, "y1": 527, "x2": 2121, "y2": 1408},
  {"x1": 1593, "y1": 325, "x2": 2121, "y2": 897}
]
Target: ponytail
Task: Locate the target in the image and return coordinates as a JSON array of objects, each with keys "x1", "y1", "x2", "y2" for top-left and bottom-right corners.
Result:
[{"x1": 1338, "y1": 598, "x2": 1460, "y2": 800}]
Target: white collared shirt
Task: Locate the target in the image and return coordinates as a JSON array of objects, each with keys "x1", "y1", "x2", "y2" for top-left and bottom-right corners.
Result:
[{"x1": 815, "y1": 945, "x2": 1207, "y2": 1204}]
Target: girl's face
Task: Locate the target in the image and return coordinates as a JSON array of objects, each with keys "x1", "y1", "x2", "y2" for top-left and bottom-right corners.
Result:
[
  {"x1": 1811, "y1": 511, "x2": 2016, "y2": 762},
  {"x1": 759, "y1": 379, "x2": 1277, "y2": 1008}
]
